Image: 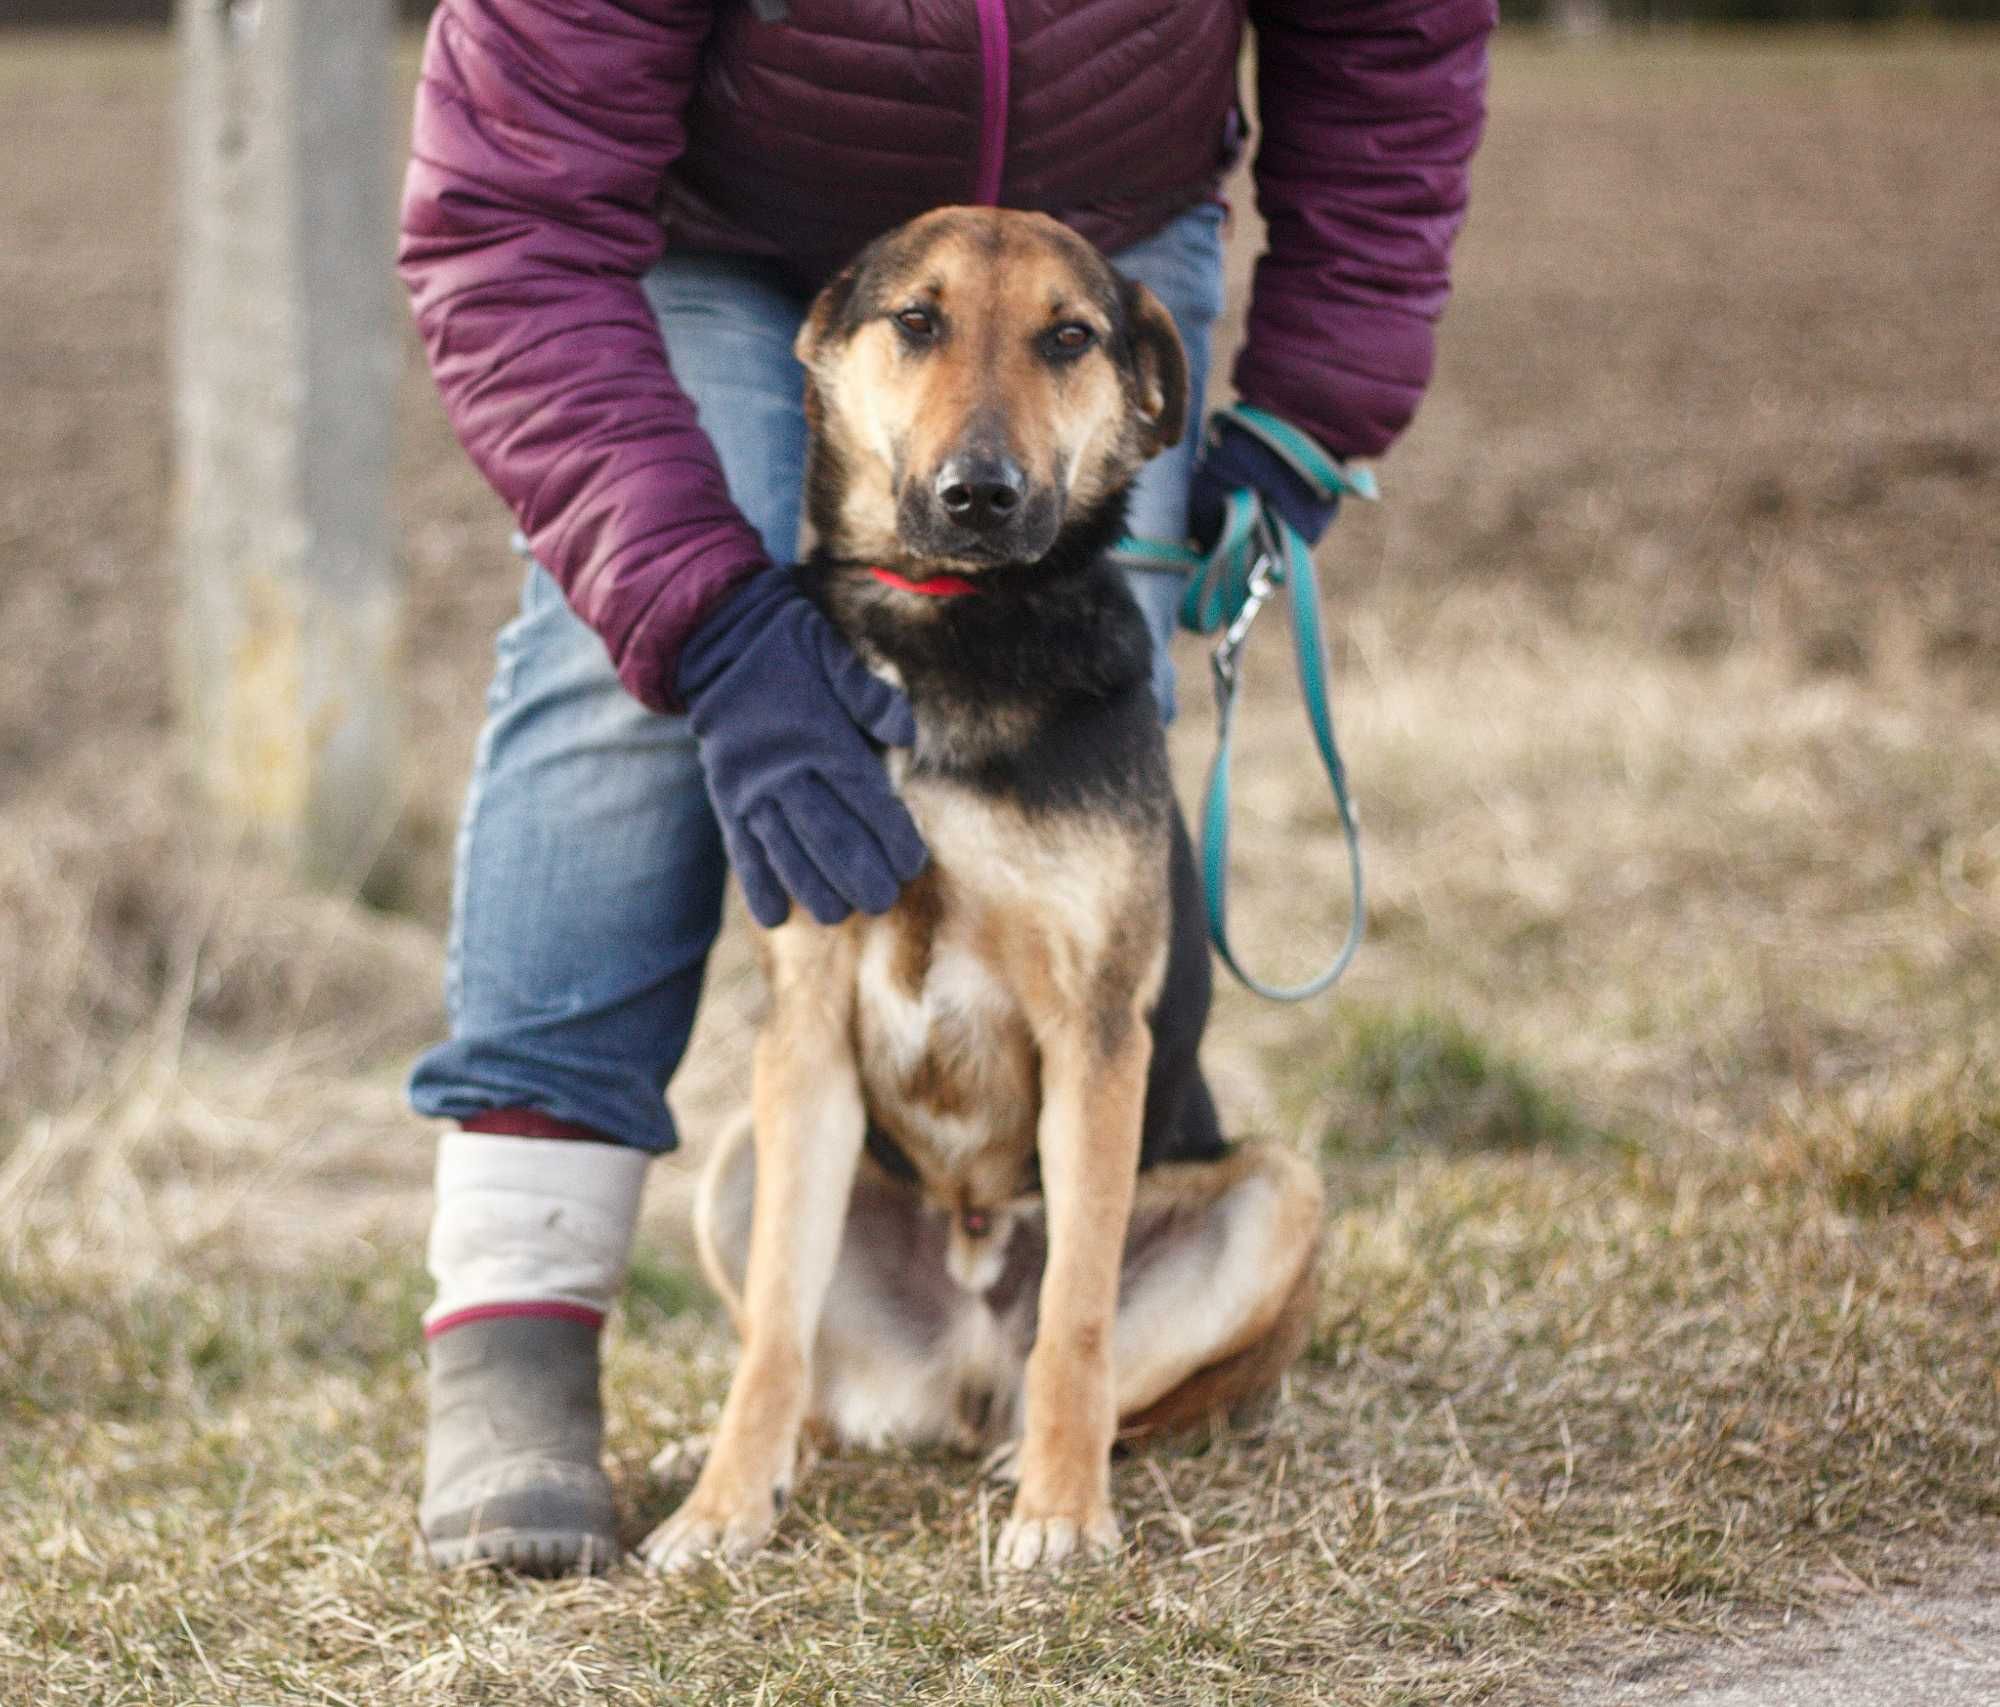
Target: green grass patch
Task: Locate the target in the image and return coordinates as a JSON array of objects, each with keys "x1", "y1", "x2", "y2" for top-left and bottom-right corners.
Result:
[
  {"x1": 624, "y1": 1253, "x2": 713, "y2": 1325},
  {"x1": 1315, "y1": 1006, "x2": 1608, "y2": 1159}
]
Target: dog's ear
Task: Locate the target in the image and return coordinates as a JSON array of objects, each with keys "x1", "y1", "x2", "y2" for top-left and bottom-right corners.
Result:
[
  {"x1": 1120, "y1": 278, "x2": 1189, "y2": 455},
  {"x1": 795, "y1": 261, "x2": 862, "y2": 370}
]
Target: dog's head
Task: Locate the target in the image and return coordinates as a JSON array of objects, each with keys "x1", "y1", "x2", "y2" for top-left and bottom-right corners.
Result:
[{"x1": 795, "y1": 208, "x2": 1188, "y2": 570}]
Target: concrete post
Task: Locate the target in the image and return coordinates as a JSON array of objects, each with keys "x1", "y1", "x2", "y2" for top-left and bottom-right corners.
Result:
[{"x1": 174, "y1": 0, "x2": 401, "y2": 892}]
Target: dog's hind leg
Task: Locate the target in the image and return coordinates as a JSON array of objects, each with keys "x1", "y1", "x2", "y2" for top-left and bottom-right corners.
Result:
[
  {"x1": 643, "y1": 922, "x2": 865, "y2": 1573},
  {"x1": 1111, "y1": 1141, "x2": 1324, "y2": 1435}
]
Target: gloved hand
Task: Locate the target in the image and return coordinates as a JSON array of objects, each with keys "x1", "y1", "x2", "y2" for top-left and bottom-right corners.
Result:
[
  {"x1": 1188, "y1": 411, "x2": 1343, "y2": 553},
  {"x1": 676, "y1": 567, "x2": 926, "y2": 928}
]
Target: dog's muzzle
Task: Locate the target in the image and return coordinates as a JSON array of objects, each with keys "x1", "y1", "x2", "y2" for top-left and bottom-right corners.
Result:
[{"x1": 900, "y1": 452, "x2": 1060, "y2": 565}]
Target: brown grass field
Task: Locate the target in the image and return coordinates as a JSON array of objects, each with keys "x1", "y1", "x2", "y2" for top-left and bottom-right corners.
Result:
[{"x1": 3, "y1": 27, "x2": 1998, "y2": 1705}]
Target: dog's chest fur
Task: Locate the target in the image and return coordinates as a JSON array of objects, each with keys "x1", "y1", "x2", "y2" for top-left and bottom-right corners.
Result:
[{"x1": 852, "y1": 776, "x2": 1160, "y2": 1194}]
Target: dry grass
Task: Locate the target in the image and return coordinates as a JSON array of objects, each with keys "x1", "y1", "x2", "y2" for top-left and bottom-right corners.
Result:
[
  {"x1": 5, "y1": 1092, "x2": 1996, "y2": 1704},
  {"x1": 2, "y1": 27, "x2": 1999, "y2": 1706}
]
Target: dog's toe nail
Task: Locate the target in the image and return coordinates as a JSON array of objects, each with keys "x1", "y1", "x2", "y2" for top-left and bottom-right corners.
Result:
[{"x1": 995, "y1": 1522, "x2": 1035, "y2": 1572}]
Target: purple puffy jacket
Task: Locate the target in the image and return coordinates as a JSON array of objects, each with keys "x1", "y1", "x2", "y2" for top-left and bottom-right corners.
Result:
[{"x1": 399, "y1": 0, "x2": 1494, "y2": 711}]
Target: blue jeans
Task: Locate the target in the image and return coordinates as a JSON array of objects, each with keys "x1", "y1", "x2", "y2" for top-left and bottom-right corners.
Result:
[{"x1": 410, "y1": 202, "x2": 1227, "y2": 1153}]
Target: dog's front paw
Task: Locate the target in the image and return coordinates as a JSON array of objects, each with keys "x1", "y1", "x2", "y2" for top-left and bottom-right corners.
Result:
[
  {"x1": 640, "y1": 1443, "x2": 796, "y2": 1574},
  {"x1": 641, "y1": 1486, "x2": 781, "y2": 1574},
  {"x1": 995, "y1": 1501, "x2": 1120, "y2": 1573}
]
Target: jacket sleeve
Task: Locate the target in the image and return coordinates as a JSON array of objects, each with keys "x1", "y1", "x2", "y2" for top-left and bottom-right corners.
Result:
[
  {"x1": 1237, "y1": 0, "x2": 1496, "y2": 461},
  {"x1": 398, "y1": 0, "x2": 766, "y2": 712}
]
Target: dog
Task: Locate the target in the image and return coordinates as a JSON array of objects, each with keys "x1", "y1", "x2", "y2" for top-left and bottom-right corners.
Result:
[{"x1": 643, "y1": 208, "x2": 1323, "y2": 1575}]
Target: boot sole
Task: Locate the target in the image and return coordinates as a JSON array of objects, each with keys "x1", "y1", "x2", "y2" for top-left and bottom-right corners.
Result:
[{"x1": 422, "y1": 1526, "x2": 618, "y2": 1578}]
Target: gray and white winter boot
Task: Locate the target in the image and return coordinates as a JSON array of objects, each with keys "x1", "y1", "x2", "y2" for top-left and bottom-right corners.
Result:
[{"x1": 417, "y1": 1132, "x2": 648, "y2": 1575}]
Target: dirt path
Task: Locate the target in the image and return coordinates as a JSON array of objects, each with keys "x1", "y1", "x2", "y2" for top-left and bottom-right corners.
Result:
[{"x1": 1571, "y1": 1554, "x2": 2000, "y2": 1706}]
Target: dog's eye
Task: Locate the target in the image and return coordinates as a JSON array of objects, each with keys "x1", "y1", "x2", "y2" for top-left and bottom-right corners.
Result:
[
  {"x1": 1047, "y1": 322, "x2": 1097, "y2": 357},
  {"x1": 894, "y1": 307, "x2": 938, "y2": 342}
]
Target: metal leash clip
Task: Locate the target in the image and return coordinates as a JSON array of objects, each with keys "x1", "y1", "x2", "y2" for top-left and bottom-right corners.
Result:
[
  {"x1": 1209, "y1": 514, "x2": 1285, "y2": 700},
  {"x1": 1210, "y1": 548, "x2": 1277, "y2": 699}
]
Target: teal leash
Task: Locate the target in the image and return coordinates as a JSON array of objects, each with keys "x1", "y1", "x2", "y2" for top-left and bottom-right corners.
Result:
[{"x1": 1116, "y1": 404, "x2": 1377, "y2": 1003}]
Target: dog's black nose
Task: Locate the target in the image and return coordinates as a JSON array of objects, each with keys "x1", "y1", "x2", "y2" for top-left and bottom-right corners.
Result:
[{"x1": 934, "y1": 455, "x2": 1025, "y2": 533}]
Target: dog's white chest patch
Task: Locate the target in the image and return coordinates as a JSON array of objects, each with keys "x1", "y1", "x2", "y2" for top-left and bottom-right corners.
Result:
[
  {"x1": 853, "y1": 924, "x2": 1036, "y2": 1170},
  {"x1": 857, "y1": 935, "x2": 1005, "y2": 1072}
]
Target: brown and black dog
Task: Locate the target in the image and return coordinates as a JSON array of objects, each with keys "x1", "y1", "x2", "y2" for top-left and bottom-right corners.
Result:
[{"x1": 643, "y1": 209, "x2": 1323, "y2": 1575}]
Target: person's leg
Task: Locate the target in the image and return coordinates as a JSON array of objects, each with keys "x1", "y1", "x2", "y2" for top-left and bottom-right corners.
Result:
[
  {"x1": 416, "y1": 252, "x2": 811, "y2": 1574},
  {"x1": 411, "y1": 255, "x2": 811, "y2": 1157},
  {"x1": 1107, "y1": 200, "x2": 1229, "y2": 724}
]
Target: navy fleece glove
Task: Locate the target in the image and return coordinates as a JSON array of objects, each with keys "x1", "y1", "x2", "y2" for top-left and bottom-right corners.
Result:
[
  {"x1": 1188, "y1": 413, "x2": 1341, "y2": 553},
  {"x1": 676, "y1": 567, "x2": 926, "y2": 929}
]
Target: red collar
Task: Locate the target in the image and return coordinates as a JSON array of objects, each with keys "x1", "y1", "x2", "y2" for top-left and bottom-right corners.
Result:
[{"x1": 868, "y1": 565, "x2": 981, "y2": 599}]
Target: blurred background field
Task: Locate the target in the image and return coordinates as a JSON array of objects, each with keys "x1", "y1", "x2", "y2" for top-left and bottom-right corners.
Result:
[{"x1": 2, "y1": 20, "x2": 1998, "y2": 1706}]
